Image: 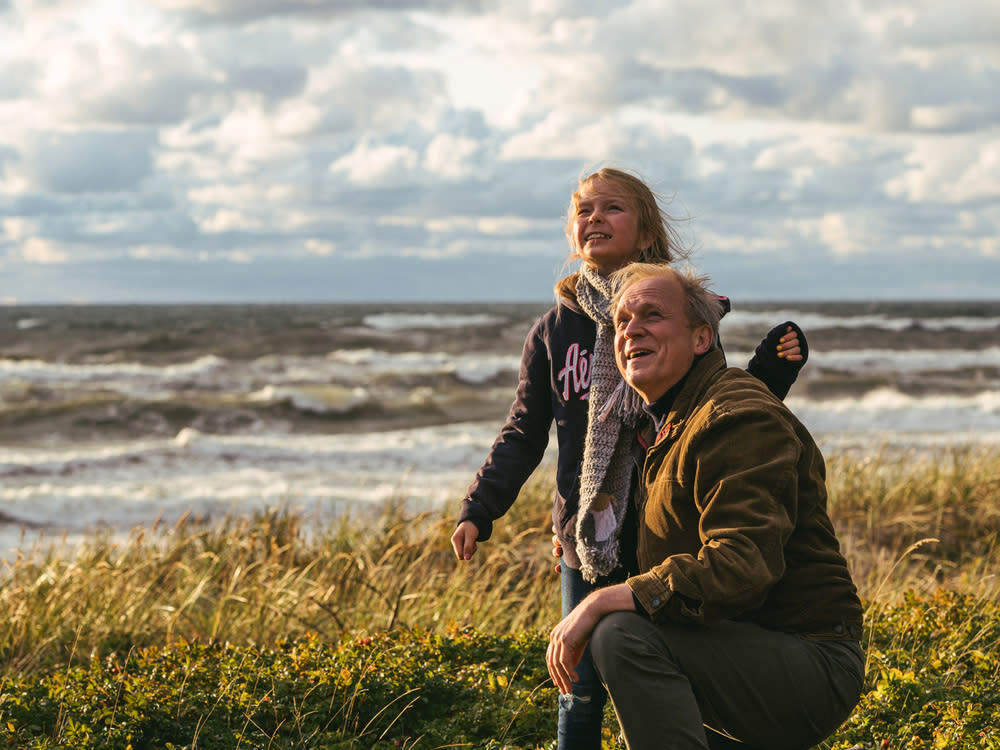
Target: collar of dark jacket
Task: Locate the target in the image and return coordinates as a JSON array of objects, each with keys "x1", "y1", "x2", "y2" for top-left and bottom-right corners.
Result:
[
  {"x1": 651, "y1": 349, "x2": 727, "y2": 446},
  {"x1": 644, "y1": 367, "x2": 691, "y2": 434}
]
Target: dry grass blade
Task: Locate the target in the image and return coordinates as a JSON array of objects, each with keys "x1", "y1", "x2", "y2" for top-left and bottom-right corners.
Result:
[{"x1": 0, "y1": 449, "x2": 998, "y2": 682}]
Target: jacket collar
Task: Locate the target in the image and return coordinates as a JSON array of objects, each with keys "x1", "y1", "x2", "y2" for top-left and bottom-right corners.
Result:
[{"x1": 653, "y1": 349, "x2": 727, "y2": 446}]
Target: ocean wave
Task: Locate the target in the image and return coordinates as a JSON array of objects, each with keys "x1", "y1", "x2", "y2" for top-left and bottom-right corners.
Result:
[
  {"x1": 0, "y1": 423, "x2": 503, "y2": 536},
  {"x1": 327, "y1": 348, "x2": 518, "y2": 383},
  {"x1": 362, "y1": 312, "x2": 506, "y2": 330},
  {"x1": 724, "y1": 310, "x2": 1000, "y2": 333},
  {"x1": 16, "y1": 317, "x2": 46, "y2": 331},
  {"x1": 810, "y1": 346, "x2": 1000, "y2": 372},
  {"x1": 789, "y1": 388, "x2": 1000, "y2": 435},
  {"x1": 0, "y1": 355, "x2": 227, "y2": 382},
  {"x1": 4, "y1": 403, "x2": 999, "y2": 552},
  {"x1": 248, "y1": 384, "x2": 371, "y2": 414}
]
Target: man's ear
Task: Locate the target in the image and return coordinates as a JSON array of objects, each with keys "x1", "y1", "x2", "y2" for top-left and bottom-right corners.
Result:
[{"x1": 692, "y1": 324, "x2": 714, "y2": 355}]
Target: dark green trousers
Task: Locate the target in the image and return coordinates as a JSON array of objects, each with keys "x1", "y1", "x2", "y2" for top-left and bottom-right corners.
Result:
[{"x1": 589, "y1": 612, "x2": 864, "y2": 750}]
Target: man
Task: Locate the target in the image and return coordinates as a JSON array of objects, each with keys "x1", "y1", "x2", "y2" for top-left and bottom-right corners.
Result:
[{"x1": 545, "y1": 264, "x2": 864, "y2": 750}]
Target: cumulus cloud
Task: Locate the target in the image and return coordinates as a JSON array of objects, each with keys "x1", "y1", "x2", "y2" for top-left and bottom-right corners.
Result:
[
  {"x1": 19, "y1": 130, "x2": 156, "y2": 194},
  {"x1": 424, "y1": 134, "x2": 481, "y2": 178},
  {"x1": 330, "y1": 141, "x2": 421, "y2": 186},
  {"x1": 21, "y1": 237, "x2": 70, "y2": 264},
  {"x1": 152, "y1": 0, "x2": 488, "y2": 26},
  {"x1": 0, "y1": 0, "x2": 996, "y2": 302}
]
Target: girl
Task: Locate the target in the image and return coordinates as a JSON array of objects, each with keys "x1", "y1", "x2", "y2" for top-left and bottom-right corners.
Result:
[{"x1": 451, "y1": 167, "x2": 806, "y2": 750}]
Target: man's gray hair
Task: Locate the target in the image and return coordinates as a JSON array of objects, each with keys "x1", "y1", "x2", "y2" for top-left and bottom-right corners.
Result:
[{"x1": 609, "y1": 263, "x2": 724, "y2": 340}]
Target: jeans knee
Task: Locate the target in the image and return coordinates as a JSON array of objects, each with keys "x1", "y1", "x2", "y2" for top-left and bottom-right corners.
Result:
[{"x1": 558, "y1": 689, "x2": 597, "y2": 715}]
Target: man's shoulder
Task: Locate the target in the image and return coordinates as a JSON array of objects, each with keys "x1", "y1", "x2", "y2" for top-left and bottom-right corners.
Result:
[
  {"x1": 698, "y1": 365, "x2": 793, "y2": 421},
  {"x1": 715, "y1": 365, "x2": 779, "y2": 394}
]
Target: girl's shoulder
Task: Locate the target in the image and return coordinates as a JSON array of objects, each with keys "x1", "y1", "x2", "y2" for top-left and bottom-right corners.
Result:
[
  {"x1": 535, "y1": 297, "x2": 593, "y2": 343},
  {"x1": 554, "y1": 272, "x2": 579, "y2": 303}
]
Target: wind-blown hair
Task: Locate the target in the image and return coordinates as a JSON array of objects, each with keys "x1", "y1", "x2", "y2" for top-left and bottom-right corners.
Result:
[
  {"x1": 555, "y1": 166, "x2": 690, "y2": 300},
  {"x1": 609, "y1": 263, "x2": 723, "y2": 344}
]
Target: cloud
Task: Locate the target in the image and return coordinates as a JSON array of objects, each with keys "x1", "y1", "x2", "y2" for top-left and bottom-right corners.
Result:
[
  {"x1": 891, "y1": 3, "x2": 1000, "y2": 48},
  {"x1": 0, "y1": 59, "x2": 39, "y2": 100},
  {"x1": 225, "y1": 64, "x2": 308, "y2": 103},
  {"x1": 424, "y1": 134, "x2": 482, "y2": 179},
  {"x1": 330, "y1": 141, "x2": 421, "y2": 186},
  {"x1": 24, "y1": 238, "x2": 70, "y2": 264},
  {"x1": 153, "y1": 0, "x2": 488, "y2": 26},
  {"x1": 0, "y1": 0, "x2": 996, "y2": 302},
  {"x1": 886, "y1": 135, "x2": 1000, "y2": 203},
  {"x1": 18, "y1": 130, "x2": 156, "y2": 194}
]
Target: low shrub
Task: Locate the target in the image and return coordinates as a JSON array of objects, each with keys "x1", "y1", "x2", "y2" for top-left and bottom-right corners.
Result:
[
  {"x1": 0, "y1": 627, "x2": 556, "y2": 750},
  {"x1": 2, "y1": 591, "x2": 1000, "y2": 749}
]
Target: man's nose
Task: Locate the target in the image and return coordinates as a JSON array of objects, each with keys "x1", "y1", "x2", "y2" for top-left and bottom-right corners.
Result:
[
  {"x1": 588, "y1": 209, "x2": 603, "y2": 223},
  {"x1": 622, "y1": 317, "x2": 642, "y2": 338}
]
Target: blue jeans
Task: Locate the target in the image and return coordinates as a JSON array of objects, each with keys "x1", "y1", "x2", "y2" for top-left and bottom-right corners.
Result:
[{"x1": 558, "y1": 565, "x2": 606, "y2": 750}]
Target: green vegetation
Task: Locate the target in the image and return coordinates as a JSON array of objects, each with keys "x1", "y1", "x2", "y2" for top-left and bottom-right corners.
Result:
[{"x1": 1, "y1": 447, "x2": 999, "y2": 749}]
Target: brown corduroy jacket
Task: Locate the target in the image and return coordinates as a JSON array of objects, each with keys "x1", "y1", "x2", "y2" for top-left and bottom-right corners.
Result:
[{"x1": 627, "y1": 350, "x2": 864, "y2": 641}]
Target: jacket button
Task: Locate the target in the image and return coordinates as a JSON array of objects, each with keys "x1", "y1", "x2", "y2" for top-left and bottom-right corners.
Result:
[
  {"x1": 833, "y1": 624, "x2": 844, "y2": 634},
  {"x1": 650, "y1": 596, "x2": 662, "y2": 608}
]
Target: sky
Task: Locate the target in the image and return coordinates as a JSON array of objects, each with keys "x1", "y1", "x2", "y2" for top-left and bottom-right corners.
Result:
[{"x1": 1, "y1": 0, "x2": 998, "y2": 304}]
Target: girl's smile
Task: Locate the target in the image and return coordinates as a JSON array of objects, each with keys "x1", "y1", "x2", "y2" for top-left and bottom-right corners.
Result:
[{"x1": 572, "y1": 182, "x2": 651, "y2": 276}]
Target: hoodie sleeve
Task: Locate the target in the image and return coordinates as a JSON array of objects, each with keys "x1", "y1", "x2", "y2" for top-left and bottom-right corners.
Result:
[
  {"x1": 745, "y1": 321, "x2": 809, "y2": 400},
  {"x1": 457, "y1": 315, "x2": 555, "y2": 541}
]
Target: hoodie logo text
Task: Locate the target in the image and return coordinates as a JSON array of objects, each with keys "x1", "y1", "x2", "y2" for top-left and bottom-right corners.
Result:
[{"x1": 557, "y1": 343, "x2": 591, "y2": 400}]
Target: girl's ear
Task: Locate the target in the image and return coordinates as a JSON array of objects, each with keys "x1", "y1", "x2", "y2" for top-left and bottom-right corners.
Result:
[
  {"x1": 692, "y1": 324, "x2": 714, "y2": 355},
  {"x1": 638, "y1": 231, "x2": 653, "y2": 256}
]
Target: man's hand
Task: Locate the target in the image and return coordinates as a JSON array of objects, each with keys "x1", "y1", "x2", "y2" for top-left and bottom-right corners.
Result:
[
  {"x1": 546, "y1": 583, "x2": 636, "y2": 694},
  {"x1": 451, "y1": 520, "x2": 480, "y2": 560},
  {"x1": 546, "y1": 599, "x2": 597, "y2": 694}
]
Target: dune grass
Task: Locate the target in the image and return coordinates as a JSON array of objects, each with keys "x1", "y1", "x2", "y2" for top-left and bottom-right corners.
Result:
[{"x1": 1, "y1": 447, "x2": 999, "y2": 748}]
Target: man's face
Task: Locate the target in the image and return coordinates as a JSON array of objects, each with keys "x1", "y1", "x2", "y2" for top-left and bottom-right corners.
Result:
[{"x1": 614, "y1": 276, "x2": 712, "y2": 403}]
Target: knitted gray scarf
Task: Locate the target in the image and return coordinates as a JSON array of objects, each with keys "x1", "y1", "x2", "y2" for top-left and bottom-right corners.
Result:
[{"x1": 574, "y1": 264, "x2": 646, "y2": 583}]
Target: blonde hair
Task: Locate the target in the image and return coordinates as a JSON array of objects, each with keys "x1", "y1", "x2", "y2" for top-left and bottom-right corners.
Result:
[
  {"x1": 555, "y1": 167, "x2": 691, "y2": 300},
  {"x1": 609, "y1": 263, "x2": 723, "y2": 341}
]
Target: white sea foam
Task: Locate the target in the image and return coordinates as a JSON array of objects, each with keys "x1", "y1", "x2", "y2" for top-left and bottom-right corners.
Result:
[
  {"x1": 789, "y1": 388, "x2": 1000, "y2": 436},
  {"x1": 5, "y1": 301, "x2": 997, "y2": 559},
  {"x1": 4, "y1": 345, "x2": 995, "y2": 409},
  {"x1": 363, "y1": 312, "x2": 505, "y2": 330},
  {"x1": 0, "y1": 422, "x2": 509, "y2": 538},
  {"x1": 723, "y1": 310, "x2": 1000, "y2": 333},
  {"x1": 328, "y1": 348, "x2": 518, "y2": 383},
  {"x1": 249, "y1": 384, "x2": 371, "y2": 413},
  {"x1": 3, "y1": 387, "x2": 999, "y2": 555},
  {"x1": 726, "y1": 348, "x2": 1000, "y2": 374},
  {"x1": 811, "y1": 347, "x2": 1000, "y2": 372},
  {"x1": 0, "y1": 355, "x2": 227, "y2": 382}
]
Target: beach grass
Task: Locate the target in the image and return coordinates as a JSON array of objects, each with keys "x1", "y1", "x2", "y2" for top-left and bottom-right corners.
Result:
[{"x1": 1, "y1": 447, "x2": 999, "y2": 748}]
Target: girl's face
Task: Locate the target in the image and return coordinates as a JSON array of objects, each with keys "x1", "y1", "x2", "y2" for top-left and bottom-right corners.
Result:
[{"x1": 572, "y1": 180, "x2": 650, "y2": 276}]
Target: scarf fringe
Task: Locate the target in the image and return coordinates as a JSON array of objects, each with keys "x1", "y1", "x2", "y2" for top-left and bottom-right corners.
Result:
[{"x1": 597, "y1": 378, "x2": 646, "y2": 425}]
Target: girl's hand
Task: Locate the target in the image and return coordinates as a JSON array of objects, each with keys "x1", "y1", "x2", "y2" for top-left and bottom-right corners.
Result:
[
  {"x1": 451, "y1": 520, "x2": 479, "y2": 560},
  {"x1": 552, "y1": 525, "x2": 563, "y2": 573},
  {"x1": 776, "y1": 326, "x2": 803, "y2": 362}
]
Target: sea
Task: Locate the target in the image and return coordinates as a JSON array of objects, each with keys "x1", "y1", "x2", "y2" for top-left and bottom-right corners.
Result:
[{"x1": 1, "y1": 300, "x2": 999, "y2": 557}]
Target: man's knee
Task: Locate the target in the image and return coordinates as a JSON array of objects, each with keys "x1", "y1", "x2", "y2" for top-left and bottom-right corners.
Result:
[{"x1": 589, "y1": 610, "x2": 646, "y2": 682}]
